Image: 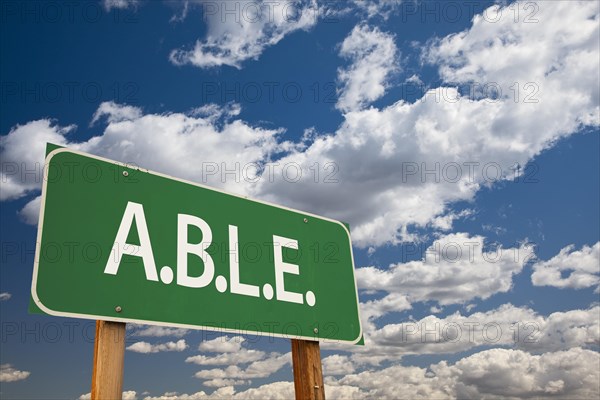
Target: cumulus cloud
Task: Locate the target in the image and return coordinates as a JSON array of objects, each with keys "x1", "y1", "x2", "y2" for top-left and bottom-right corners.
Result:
[
  {"x1": 102, "y1": 0, "x2": 139, "y2": 12},
  {"x1": 126, "y1": 339, "x2": 188, "y2": 353},
  {"x1": 359, "y1": 292, "x2": 411, "y2": 335},
  {"x1": 0, "y1": 120, "x2": 72, "y2": 201},
  {"x1": 448, "y1": 347, "x2": 599, "y2": 399},
  {"x1": 143, "y1": 382, "x2": 368, "y2": 400},
  {"x1": 0, "y1": 364, "x2": 30, "y2": 382},
  {"x1": 324, "y1": 302, "x2": 599, "y2": 368},
  {"x1": 169, "y1": 0, "x2": 318, "y2": 69},
  {"x1": 2, "y1": 2, "x2": 598, "y2": 248},
  {"x1": 203, "y1": 379, "x2": 249, "y2": 388},
  {"x1": 17, "y1": 195, "x2": 41, "y2": 225},
  {"x1": 198, "y1": 336, "x2": 245, "y2": 353},
  {"x1": 430, "y1": 305, "x2": 443, "y2": 314},
  {"x1": 91, "y1": 101, "x2": 142, "y2": 125},
  {"x1": 186, "y1": 349, "x2": 266, "y2": 366},
  {"x1": 79, "y1": 390, "x2": 137, "y2": 400},
  {"x1": 351, "y1": 0, "x2": 402, "y2": 20},
  {"x1": 368, "y1": 304, "x2": 600, "y2": 356},
  {"x1": 356, "y1": 233, "x2": 534, "y2": 305},
  {"x1": 143, "y1": 382, "x2": 293, "y2": 400},
  {"x1": 0, "y1": 102, "x2": 288, "y2": 225},
  {"x1": 334, "y1": 347, "x2": 600, "y2": 399},
  {"x1": 182, "y1": 337, "x2": 291, "y2": 388},
  {"x1": 532, "y1": 242, "x2": 600, "y2": 290},
  {"x1": 129, "y1": 325, "x2": 190, "y2": 338},
  {"x1": 0, "y1": 292, "x2": 11, "y2": 301},
  {"x1": 193, "y1": 352, "x2": 291, "y2": 381},
  {"x1": 255, "y1": 0, "x2": 599, "y2": 246},
  {"x1": 145, "y1": 348, "x2": 600, "y2": 399},
  {"x1": 322, "y1": 354, "x2": 356, "y2": 376},
  {"x1": 425, "y1": 1, "x2": 598, "y2": 112},
  {"x1": 337, "y1": 25, "x2": 399, "y2": 112}
]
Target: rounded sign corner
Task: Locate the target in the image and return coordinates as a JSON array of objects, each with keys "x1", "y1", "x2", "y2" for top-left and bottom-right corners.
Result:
[
  {"x1": 31, "y1": 283, "x2": 60, "y2": 318},
  {"x1": 333, "y1": 219, "x2": 352, "y2": 243},
  {"x1": 44, "y1": 146, "x2": 71, "y2": 163},
  {"x1": 347, "y1": 324, "x2": 364, "y2": 345}
]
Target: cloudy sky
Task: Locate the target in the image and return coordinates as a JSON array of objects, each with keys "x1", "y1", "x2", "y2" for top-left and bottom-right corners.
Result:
[{"x1": 1, "y1": 0, "x2": 599, "y2": 398}]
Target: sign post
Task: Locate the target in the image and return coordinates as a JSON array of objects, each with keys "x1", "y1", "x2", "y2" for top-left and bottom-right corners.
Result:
[
  {"x1": 91, "y1": 321, "x2": 126, "y2": 399},
  {"x1": 31, "y1": 145, "x2": 362, "y2": 399},
  {"x1": 291, "y1": 339, "x2": 325, "y2": 400}
]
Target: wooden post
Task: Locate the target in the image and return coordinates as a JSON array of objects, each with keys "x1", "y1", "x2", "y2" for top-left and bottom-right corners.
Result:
[
  {"x1": 91, "y1": 321, "x2": 126, "y2": 400},
  {"x1": 291, "y1": 339, "x2": 325, "y2": 400}
]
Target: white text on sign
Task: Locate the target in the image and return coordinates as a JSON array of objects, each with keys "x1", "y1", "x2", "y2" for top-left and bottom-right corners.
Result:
[{"x1": 104, "y1": 201, "x2": 316, "y2": 306}]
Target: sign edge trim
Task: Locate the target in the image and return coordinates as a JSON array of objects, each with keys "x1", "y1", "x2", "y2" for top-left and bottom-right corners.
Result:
[{"x1": 30, "y1": 146, "x2": 364, "y2": 344}]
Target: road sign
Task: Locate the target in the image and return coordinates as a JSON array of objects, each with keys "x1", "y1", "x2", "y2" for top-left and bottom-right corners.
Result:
[{"x1": 32, "y1": 145, "x2": 362, "y2": 344}]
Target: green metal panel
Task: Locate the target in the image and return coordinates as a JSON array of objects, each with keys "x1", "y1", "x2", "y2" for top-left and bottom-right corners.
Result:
[{"x1": 31, "y1": 146, "x2": 362, "y2": 344}]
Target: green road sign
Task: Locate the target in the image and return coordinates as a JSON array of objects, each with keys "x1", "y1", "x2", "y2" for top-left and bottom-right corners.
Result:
[{"x1": 31, "y1": 146, "x2": 362, "y2": 344}]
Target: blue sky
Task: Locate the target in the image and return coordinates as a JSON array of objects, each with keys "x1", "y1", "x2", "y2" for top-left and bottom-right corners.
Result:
[{"x1": 1, "y1": 1, "x2": 599, "y2": 399}]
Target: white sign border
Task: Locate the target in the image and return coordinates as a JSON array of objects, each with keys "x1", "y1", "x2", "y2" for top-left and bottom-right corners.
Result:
[{"x1": 31, "y1": 146, "x2": 363, "y2": 345}]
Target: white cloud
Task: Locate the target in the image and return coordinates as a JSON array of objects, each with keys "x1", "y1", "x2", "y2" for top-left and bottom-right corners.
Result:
[
  {"x1": 187, "y1": 338, "x2": 287, "y2": 387},
  {"x1": 337, "y1": 25, "x2": 399, "y2": 112},
  {"x1": 367, "y1": 304, "x2": 600, "y2": 356},
  {"x1": 123, "y1": 392, "x2": 138, "y2": 400},
  {"x1": 532, "y1": 242, "x2": 600, "y2": 290},
  {"x1": 17, "y1": 195, "x2": 41, "y2": 225},
  {"x1": 143, "y1": 382, "x2": 293, "y2": 400},
  {"x1": 351, "y1": 0, "x2": 402, "y2": 20},
  {"x1": 77, "y1": 103, "x2": 287, "y2": 197},
  {"x1": 198, "y1": 336, "x2": 245, "y2": 353},
  {"x1": 142, "y1": 348, "x2": 600, "y2": 399},
  {"x1": 3, "y1": 2, "x2": 599, "y2": 249},
  {"x1": 322, "y1": 354, "x2": 355, "y2": 376},
  {"x1": 328, "y1": 363, "x2": 453, "y2": 399},
  {"x1": 227, "y1": 382, "x2": 294, "y2": 399},
  {"x1": 190, "y1": 102, "x2": 241, "y2": 121},
  {"x1": 425, "y1": 1, "x2": 599, "y2": 113},
  {"x1": 325, "y1": 302, "x2": 599, "y2": 368},
  {"x1": 126, "y1": 339, "x2": 188, "y2": 353},
  {"x1": 169, "y1": 0, "x2": 318, "y2": 69},
  {"x1": 359, "y1": 292, "x2": 411, "y2": 335},
  {"x1": 0, "y1": 120, "x2": 72, "y2": 201},
  {"x1": 430, "y1": 305, "x2": 443, "y2": 314},
  {"x1": 142, "y1": 390, "x2": 212, "y2": 400},
  {"x1": 186, "y1": 349, "x2": 266, "y2": 366},
  {"x1": 79, "y1": 390, "x2": 137, "y2": 400},
  {"x1": 0, "y1": 364, "x2": 30, "y2": 382},
  {"x1": 255, "y1": 1, "x2": 599, "y2": 247},
  {"x1": 405, "y1": 74, "x2": 423, "y2": 86},
  {"x1": 129, "y1": 325, "x2": 190, "y2": 338},
  {"x1": 520, "y1": 306, "x2": 600, "y2": 353},
  {"x1": 327, "y1": 347, "x2": 600, "y2": 400},
  {"x1": 91, "y1": 101, "x2": 142, "y2": 125},
  {"x1": 449, "y1": 347, "x2": 599, "y2": 399},
  {"x1": 356, "y1": 233, "x2": 533, "y2": 305},
  {"x1": 194, "y1": 352, "x2": 291, "y2": 381},
  {"x1": 0, "y1": 292, "x2": 11, "y2": 301},
  {"x1": 1, "y1": 102, "x2": 288, "y2": 225},
  {"x1": 203, "y1": 379, "x2": 249, "y2": 388},
  {"x1": 102, "y1": 0, "x2": 139, "y2": 12}
]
